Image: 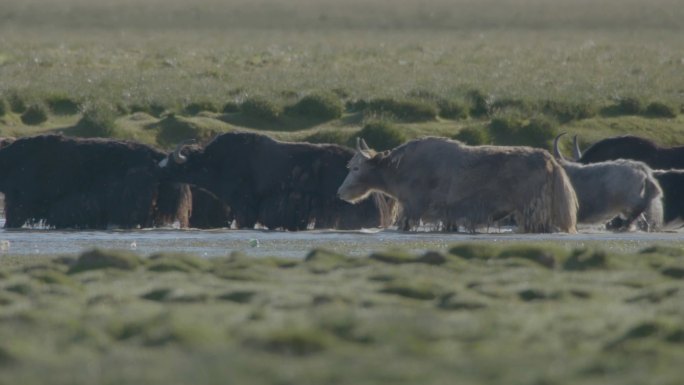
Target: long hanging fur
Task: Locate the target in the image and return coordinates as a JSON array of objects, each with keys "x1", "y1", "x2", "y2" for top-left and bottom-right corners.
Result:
[{"x1": 549, "y1": 158, "x2": 579, "y2": 233}]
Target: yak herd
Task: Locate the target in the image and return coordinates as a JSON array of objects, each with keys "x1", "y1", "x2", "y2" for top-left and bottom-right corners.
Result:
[{"x1": 0, "y1": 131, "x2": 682, "y2": 233}]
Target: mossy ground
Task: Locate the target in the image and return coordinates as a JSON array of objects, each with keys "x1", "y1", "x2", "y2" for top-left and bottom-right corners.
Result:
[{"x1": 0, "y1": 244, "x2": 683, "y2": 384}]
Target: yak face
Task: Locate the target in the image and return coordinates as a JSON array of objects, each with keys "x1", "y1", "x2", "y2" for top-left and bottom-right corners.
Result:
[
  {"x1": 337, "y1": 138, "x2": 381, "y2": 203},
  {"x1": 158, "y1": 141, "x2": 211, "y2": 185}
]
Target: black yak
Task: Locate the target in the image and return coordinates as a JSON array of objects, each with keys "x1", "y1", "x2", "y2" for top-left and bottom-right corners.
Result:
[
  {"x1": 0, "y1": 134, "x2": 190, "y2": 229},
  {"x1": 159, "y1": 132, "x2": 395, "y2": 230},
  {"x1": 575, "y1": 135, "x2": 684, "y2": 169}
]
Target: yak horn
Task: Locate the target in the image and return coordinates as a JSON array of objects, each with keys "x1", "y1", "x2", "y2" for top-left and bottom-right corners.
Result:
[
  {"x1": 572, "y1": 135, "x2": 582, "y2": 160},
  {"x1": 355, "y1": 137, "x2": 372, "y2": 159},
  {"x1": 172, "y1": 139, "x2": 196, "y2": 164},
  {"x1": 360, "y1": 138, "x2": 371, "y2": 151},
  {"x1": 552, "y1": 132, "x2": 568, "y2": 162}
]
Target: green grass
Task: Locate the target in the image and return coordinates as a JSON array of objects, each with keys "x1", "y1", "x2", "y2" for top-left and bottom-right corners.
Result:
[
  {"x1": 0, "y1": 244, "x2": 683, "y2": 384},
  {"x1": 0, "y1": 0, "x2": 683, "y2": 148}
]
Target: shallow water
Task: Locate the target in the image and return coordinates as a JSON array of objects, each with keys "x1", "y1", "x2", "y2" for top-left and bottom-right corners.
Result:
[{"x1": 0, "y1": 225, "x2": 683, "y2": 258}]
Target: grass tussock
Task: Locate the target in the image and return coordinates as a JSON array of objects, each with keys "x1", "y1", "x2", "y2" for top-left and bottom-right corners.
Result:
[
  {"x1": 0, "y1": 98, "x2": 8, "y2": 117},
  {"x1": 354, "y1": 120, "x2": 407, "y2": 151},
  {"x1": 562, "y1": 249, "x2": 611, "y2": 271},
  {"x1": 46, "y1": 95, "x2": 80, "y2": 116},
  {"x1": 304, "y1": 129, "x2": 351, "y2": 146},
  {"x1": 240, "y1": 97, "x2": 282, "y2": 122},
  {"x1": 146, "y1": 253, "x2": 211, "y2": 273},
  {"x1": 72, "y1": 101, "x2": 120, "y2": 138},
  {"x1": 452, "y1": 126, "x2": 490, "y2": 145},
  {"x1": 20, "y1": 102, "x2": 49, "y2": 125},
  {"x1": 542, "y1": 100, "x2": 597, "y2": 122},
  {"x1": 244, "y1": 328, "x2": 332, "y2": 356},
  {"x1": 68, "y1": 249, "x2": 142, "y2": 273},
  {"x1": 645, "y1": 101, "x2": 679, "y2": 118},
  {"x1": 364, "y1": 98, "x2": 437, "y2": 122},
  {"x1": 7, "y1": 91, "x2": 27, "y2": 114},
  {"x1": 286, "y1": 93, "x2": 344, "y2": 122},
  {"x1": 304, "y1": 248, "x2": 362, "y2": 273},
  {"x1": 130, "y1": 102, "x2": 168, "y2": 118},
  {"x1": 184, "y1": 101, "x2": 219, "y2": 116},
  {"x1": 437, "y1": 99, "x2": 469, "y2": 120},
  {"x1": 152, "y1": 114, "x2": 229, "y2": 147},
  {"x1": 488, "y1": 113, "x2": 558, "y2": 148}
]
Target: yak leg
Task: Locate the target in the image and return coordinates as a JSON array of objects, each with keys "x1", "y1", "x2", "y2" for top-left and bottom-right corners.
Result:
[
  {"x1": 398, "y1": 214, "x2": 419, "y2": 231},
  {"x1": 3, "y1": 194, "x2": 30, "y2": 229}
]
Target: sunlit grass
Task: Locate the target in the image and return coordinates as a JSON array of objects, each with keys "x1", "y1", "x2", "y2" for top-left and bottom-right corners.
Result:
[{"x1": 0, "y1": 0, "x2": 683, "y2": 148}]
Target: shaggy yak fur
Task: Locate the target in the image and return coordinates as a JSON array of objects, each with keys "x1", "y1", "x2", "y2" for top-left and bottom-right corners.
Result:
[
  {"x1": 553, "y1": 134, "x2": 663, "y2": 231},
  {"x1": 338, "y1": 137, "x2": 579, "y2": 233},
  {"x1": 574, "y1": 135, "x2": 684, "y2": 227},
  {"x1": 0, "y1": 134, "x2": 191, "y2": 229}
]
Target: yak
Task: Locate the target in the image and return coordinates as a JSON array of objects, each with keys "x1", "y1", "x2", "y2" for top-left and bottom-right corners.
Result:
[
  {"x1": 152, "y1": 183, "x2": 232, "y2": 229},
  {"x1": 649, "y1": 169, "x2": 684, "y2": 226},
  {"x1": 574, "y1": 135, "x2": 684, "y2": 227},
  {"x1": 0, "y1": 134, "x2": 191, "y2": 229},
  {"x1": 337, "y1": 137, "x2": 579, "y2": 233},
  {"x1": 189, "y1": 186, "x2": 232, "y2": 229},
  {"x1": 145, "y1": 181, "x2": 236, "y2": 229},
  {"x1": 553, "y1": 134, "x2": 663, "y2": 231},
  {"x1": 159, "y1": 131, "x2": 395, "y2": 231},
  {"x1": 574, "y1": 135, "x2": 684, "y2": 169}
]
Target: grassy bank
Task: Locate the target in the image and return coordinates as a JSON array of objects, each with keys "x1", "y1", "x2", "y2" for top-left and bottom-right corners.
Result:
[
  {"x1": 0, "y1": 244, "x2": 682, "y2": 384},
  {"x1": 1, "y1": 0, "x2": 683, "y2": 149}
]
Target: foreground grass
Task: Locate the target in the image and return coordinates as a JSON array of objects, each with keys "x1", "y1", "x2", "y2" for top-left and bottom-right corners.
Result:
[{"x1": 0, "y1": 244, "x2": 682, "y2": 384}]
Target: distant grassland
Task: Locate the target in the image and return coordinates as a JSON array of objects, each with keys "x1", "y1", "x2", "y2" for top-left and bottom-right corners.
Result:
[
  {"x1": 0, "y1": 244, "x2": 683, "y2": 384},
  {"x1": 0, "y1": 0, "x2": 683, "y2": 149}
]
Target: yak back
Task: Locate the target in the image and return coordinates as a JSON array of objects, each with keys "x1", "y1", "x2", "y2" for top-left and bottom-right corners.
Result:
[
  {"x1": 0, "y1": 135, "x2": 164, "y2": 191},
  {"x1": 377, "y1": 137, "x2": 575, "y2": 232},
  {"x1": 579, "y1": 135, "x2": 684, "y2": 169},
  {"x1": 0, "y1": 134, "x2": 176, "y2": 229}
]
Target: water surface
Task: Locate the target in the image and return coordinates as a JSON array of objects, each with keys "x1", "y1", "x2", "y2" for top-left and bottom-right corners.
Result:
[{"x1": 1, "y1": 226, "x2": 682, "y2": 258}]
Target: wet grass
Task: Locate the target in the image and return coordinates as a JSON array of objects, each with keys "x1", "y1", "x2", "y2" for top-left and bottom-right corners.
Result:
[{"x1": 0, "y1": 243, "x2": 683, "y2": 384}]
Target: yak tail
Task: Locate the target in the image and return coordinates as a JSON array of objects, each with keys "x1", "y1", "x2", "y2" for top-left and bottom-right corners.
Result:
[
  {"x1": 551, "y1": 161, "x2": 579, "y2": 233},
  {"x1": 641, "y1": 176, "x2": 664, "y2": 231}
]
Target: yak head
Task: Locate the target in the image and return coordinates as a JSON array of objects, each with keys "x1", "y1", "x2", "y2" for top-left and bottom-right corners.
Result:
[
  {"x1": 159, "y1": 139, "x2": 198, "y2": 168},
  {"x1": 337, "y1": 138, "x2": 382, "y2": 203},
  {"x1": 157, "y1": 139, "x2": 210, "y2": 184}
]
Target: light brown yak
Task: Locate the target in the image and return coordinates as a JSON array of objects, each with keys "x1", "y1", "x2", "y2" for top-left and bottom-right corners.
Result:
[{"x1": 337, "y1": 137, "x2": 578, "y2": 233}]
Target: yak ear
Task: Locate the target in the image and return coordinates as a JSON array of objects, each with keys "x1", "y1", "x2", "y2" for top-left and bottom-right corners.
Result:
[
  {"x1": 355, "y1": 137, "x2": 372, "y2": 159},
  {"x1": 572, "y1": 135, "x2": 582, "y2": 160}
]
